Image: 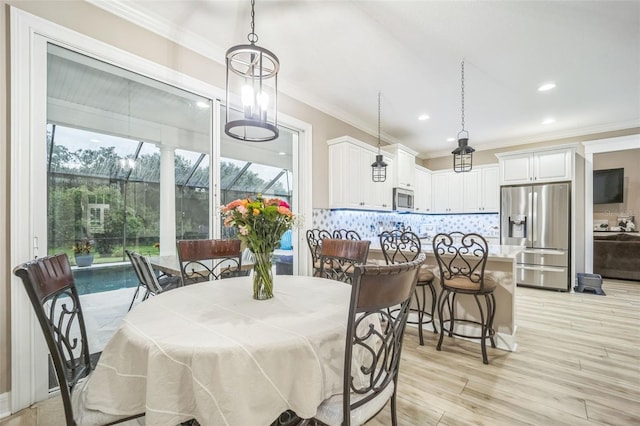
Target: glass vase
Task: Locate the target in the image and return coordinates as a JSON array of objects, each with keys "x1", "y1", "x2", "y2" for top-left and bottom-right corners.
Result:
[{"x1": 252, "y1": 251, "x2": 274, "y2": 300}]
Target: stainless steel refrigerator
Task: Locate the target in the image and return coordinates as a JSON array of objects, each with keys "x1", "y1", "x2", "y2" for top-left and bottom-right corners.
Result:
[{"x1": 501, "y1": 182, "x2": 571, "y2": 291}]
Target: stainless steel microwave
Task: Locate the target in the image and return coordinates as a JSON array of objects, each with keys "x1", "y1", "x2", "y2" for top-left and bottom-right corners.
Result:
[{"x1": 393, "y1": 188, "x2": 414, "y2": 211}]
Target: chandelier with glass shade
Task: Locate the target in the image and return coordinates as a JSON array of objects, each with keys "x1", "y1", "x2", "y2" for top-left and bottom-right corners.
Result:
[{"x1": 225, "y1": 0, "x2": 279, "y2": 142}]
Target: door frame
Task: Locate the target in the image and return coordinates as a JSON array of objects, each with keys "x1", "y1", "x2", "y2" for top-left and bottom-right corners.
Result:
[
  {"x1": 9, "y1": 7, "x2": 312, "y2": 412},
  {"x1": 582, "y1": 134, "x2": 640, "y2": 273}
]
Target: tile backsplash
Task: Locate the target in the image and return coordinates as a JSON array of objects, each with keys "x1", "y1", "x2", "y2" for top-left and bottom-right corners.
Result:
[{"x1": 311, "y1": 209, "x2": 500, "y2": 240}]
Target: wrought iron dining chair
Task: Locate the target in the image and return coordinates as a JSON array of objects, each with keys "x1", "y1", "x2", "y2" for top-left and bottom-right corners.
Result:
[
  {"x1": 318, "y1": 238, "x2": 371, "y2": 284},
  {"x1": 13, "y1": 253, "x2": 145, "y2": 426},
  {"x1": 332, "y1": 229, "x2": 361, "y2": 240},
  {"x1": 306, "y1": 229, "x2": 333, "y2": 277},
  {"x1": 379, "y1": 230, "x2": 436, "y2": 345},
  {"x1": 176, "y1": 239, "x2": 245, "y2": 286},
  {"x1": 126, "y1": 250, "x2": 181, "y2": 311},
  {"x1": 312, "y1": 254, "x2": 425, "y2": 426},
  {"x1": 432, "y1": 232, "x2": 497, "y2": 364}
]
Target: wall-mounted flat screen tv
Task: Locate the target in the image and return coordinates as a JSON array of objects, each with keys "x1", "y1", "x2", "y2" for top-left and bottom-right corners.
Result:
[{"x1": 593, "y1": 168, "x2": 624, "y2": 204}]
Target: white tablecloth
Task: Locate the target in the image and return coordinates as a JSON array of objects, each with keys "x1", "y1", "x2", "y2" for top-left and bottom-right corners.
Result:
[{"x1": 84, "y1": 276, "x2": 354, "y2": 426}]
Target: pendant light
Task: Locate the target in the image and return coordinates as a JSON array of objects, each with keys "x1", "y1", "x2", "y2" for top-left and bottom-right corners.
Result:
[
  {"x1": 225, "y1": 0, "x2": 279, "y2": 142},
  {"x1": 452, "y1": 60, "x2": 475, "y2": 173},
  {"x1": 371, "y1": 91, "x2": 388, "y2": 182}
]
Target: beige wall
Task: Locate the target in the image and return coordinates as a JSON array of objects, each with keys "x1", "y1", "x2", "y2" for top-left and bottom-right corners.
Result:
[
  {"x1": 422, "y1": 127, "x2": 640, "y2": 171},
  {"x1": 1, "y1": 0, "x2": 639, "y2": 399},
  {"x1": 593, "y1": 149, "x2": 640, "y2": 226}
]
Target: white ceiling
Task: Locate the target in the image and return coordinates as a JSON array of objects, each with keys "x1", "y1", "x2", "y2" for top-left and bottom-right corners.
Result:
[{"x1": 90, "y1": 0, "x2": 640, "y2": 159}]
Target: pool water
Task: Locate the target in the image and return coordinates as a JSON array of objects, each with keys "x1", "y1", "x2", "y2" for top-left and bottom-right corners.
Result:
[{"x1": 73, "y1": 264, "x2": 139, "y2": 295}]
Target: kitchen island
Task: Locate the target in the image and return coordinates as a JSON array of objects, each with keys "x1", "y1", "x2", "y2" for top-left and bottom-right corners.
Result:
[{"x1": 368, "y1": 242, "x2": 523, "y2": 351}]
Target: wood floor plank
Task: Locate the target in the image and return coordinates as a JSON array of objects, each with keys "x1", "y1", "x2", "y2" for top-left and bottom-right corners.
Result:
[{"x1": 378, "y1": 279, "x2": 640, "y2": 425}]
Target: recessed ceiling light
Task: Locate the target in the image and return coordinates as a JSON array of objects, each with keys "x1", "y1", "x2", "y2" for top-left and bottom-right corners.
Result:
[
  {"x1": 196, "y1": 101, "x2": 210, "y2": 109},
  {"x1": 447, "y1": 137, "x2": 455, "y2": 142},
  {"x1": 418, "y1": 114, "x2": 430, "y2": 121},
  {"x1": 278, "y1": 152, "x2": 287, "y2": 156},
  {"x1": 538, "y1": 82, "x2": 556, "y2": 92},
  {"x1": 542, "y1": 117, "x2": 556, "y2": 125},
  {"x1": 90, "y1": 138, "x2": 100, "y2": 143}
]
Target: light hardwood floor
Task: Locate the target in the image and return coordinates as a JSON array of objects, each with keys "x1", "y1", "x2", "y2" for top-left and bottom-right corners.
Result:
[
  {"x1": 3, "y1": 279, "x2": 638, "y2": 426},
  {"x1": 369, "y1": 279, "x2": 640, "y2": 426}
]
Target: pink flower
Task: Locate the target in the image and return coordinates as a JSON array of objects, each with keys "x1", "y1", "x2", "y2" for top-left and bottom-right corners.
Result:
[
  {"x1": 278, "y1": 206, "x2": 292, "y2": 216},
  {"x1": 237, "y1": 205, "x2": 247, "y2": 215},
  {"x1": 279, "y1": 200, "x2": 290, "y2": 209},
  {"x1": 239, "y1": 225, "x2": 249, "y2": 236}
]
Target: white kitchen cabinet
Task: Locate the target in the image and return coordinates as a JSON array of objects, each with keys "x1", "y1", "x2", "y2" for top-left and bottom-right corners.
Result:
[
  {"x1": 463, "y1": 166, "x2": 499, "y2": 212},
  {"x1": 383, "y1": 144, "x2": 417, "y2": 190},
  {"x1": 414, "y1": 166, "x2": 432, "y2": 213},
  {"x1": 366, "y1": 150, "x2": 394, "y2": 210},
  {"x1": 431, "y1": 171, "x2": 464, "y2": 213},
  {"x1": 327, "y1": 136, "x2": 393, "y2": 211},
  {"x1": 497, "y1": 147, "x2": 573, "y2": 185}
]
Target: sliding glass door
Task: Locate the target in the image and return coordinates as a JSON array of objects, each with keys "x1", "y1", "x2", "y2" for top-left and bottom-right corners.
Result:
[
  {"x1": 220, "y1": 115, "x2": 298, "y2": 274},
  {"x1": 47, "y1": 44, "x2": 213, "y2": 271}
]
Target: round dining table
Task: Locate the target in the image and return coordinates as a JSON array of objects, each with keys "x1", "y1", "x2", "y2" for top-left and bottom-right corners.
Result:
[{"x1": 83, "y1": 275, "x2": 355, "y2": 426}]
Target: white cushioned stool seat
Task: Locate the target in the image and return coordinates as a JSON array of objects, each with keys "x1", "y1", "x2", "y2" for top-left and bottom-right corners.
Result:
[{"x1": 314, "y1": 383, "x2": 395, "y2": 426}]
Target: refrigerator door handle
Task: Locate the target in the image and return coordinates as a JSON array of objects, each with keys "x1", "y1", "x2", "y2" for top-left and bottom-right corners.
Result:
[
  {"x1": 519, "y1": 265, "x2": 567, "y2": 273},
  {"x1": 521, "y1": 249, "x2": 567, "y2": 255},
  {"x1": 531, "y1": 190, "x2": 537, "y2": 245}
]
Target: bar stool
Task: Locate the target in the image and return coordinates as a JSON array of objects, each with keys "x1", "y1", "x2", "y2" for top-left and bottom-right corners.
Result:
[
  {"x1": 306, "y1": 229, "x2": 333, "y2": 277},
  {"x1": 380, "y1": 230, "x2": 436, "y2": 345},
  {"x1": 432, "y1": 232, "x2": 496, "y2": 364}
]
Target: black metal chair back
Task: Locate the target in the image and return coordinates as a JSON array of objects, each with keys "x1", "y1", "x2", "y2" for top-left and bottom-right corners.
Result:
[
  {"x1": 332, "y1": 229, "x2": 362, "y2": 240},
  {"x1": 13, "y1": 254, "x2": 90, "y2": 426},
  {"x1": 379, "y1": 229, "x2": 422, "y2": 264},
  {"x1": 176, "y1": 239, "x2": 244, "y2": 285},
  {"x1": 319, "y1": 238, "x2": 371, "y2": 284},
  {"x1": 306, "y1": 229, "x2": 333, "y2": 276},
  {"x1": 313, "y1": 254, "x2": 424, "y2": 426},
  {"x1": 432, "y1": 232, "x2": 490, "y2": 291},
  {"x1": 13, "y1": 253, "x2": 144, "y2": 425}
]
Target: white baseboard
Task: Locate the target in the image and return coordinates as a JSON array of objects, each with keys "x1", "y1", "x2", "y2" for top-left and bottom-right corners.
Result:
[{"x1": 0, "y1": 392, "x2": 11, "y2": 419}]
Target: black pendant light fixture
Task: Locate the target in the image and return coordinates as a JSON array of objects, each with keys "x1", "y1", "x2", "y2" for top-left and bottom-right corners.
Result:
[
  {"x1": 225, "y1": 0, "x2": 279, "y2": 142},
  {"x1": 371, "y1": 91, "x2": 388, "y2": 182},
  {"x1": 452, "y1": 60, "x2": 475, "y2": 173}
]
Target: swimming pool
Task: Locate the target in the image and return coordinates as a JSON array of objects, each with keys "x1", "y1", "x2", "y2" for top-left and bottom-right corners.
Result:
[{"x1": 73, "y1": 263, "x2": 139, "y2": 295}]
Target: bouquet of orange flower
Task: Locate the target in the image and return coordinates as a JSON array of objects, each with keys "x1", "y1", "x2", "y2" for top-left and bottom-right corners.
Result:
[{"x1": 221, "y1": 194, "x2": 295, "y2": 299}]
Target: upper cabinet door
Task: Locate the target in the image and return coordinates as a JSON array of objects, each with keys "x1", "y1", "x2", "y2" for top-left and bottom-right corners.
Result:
[
  {"x1": 463, "y1": 169, "x2": 482, "y2": 212},
  {"x1": 500, "y1": 153, "x2": 533, "y2": 185},
  {"x1": 533, "y1": 149, "x2": 572, "y2": 182},
  {"x1": 432, "y1": 171, "x2": 463, "y2": 213},
  {"x1": 462, "y1": 166, "x2": 500, "y2": 213},
  {"x1": 396, "y1": 149, "x2": 416, "y2": 189},
  {"x1": 327, "y1": 136, "x2": 393, "y2": 211},
  {"x1": 498, "y1": 147, "x2": 574, "y2": 185},
  {"x1": 481, "y1": 166, "x2": 500, "y2": 212},
  {"x1": 414, "y1": 167, "x2": 432, "y2": 213},
  {"x1": 383, "y1": 144, "x2": 418, "y2": 190}
]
